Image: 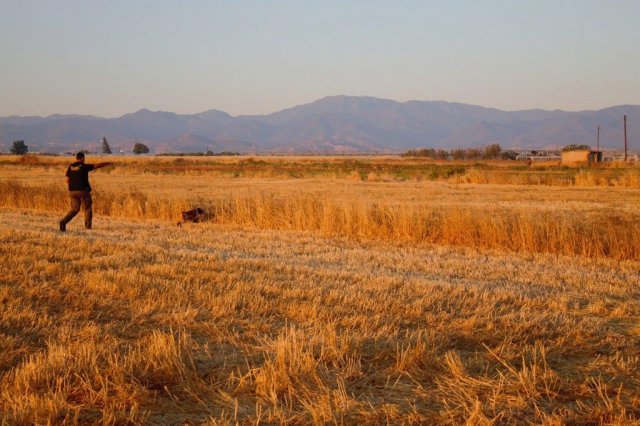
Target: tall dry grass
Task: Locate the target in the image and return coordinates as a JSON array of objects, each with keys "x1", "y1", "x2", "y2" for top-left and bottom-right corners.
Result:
[
  {"x1": 2, "y1": 179, "x2": 639, "y2": 260},
  {"x1": 452, "y1": 166, "x2": 640, "y2": 187}
]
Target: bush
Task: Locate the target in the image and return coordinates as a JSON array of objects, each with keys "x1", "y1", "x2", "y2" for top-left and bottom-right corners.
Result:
[{"x1": 562, "y1": 144, "x2": 591, "y2": 152}]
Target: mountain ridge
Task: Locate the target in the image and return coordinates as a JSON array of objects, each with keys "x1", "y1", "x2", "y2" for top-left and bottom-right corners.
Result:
[{"x1": 1, "y1": 96, "x2": 638, "y2": 153}]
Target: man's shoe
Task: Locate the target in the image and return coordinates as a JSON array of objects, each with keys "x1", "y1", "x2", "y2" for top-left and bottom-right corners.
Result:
[{"x1": 59, "y1": 221, "x2": 66, "y2": 232}]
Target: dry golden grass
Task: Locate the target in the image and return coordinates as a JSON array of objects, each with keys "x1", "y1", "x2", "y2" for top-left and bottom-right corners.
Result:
[
  {"x1": 1, "y1": 156, "x2": 640, "y2": 424},
  {"x1": 1, "y1": 212, "x2": 639, "y2": 424},
  {"x1": 2, "y1": 166, "x2": 639, "y2": 260}
]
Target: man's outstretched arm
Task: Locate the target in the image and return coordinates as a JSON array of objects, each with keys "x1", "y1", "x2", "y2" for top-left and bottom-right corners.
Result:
[{"x1": 94, "y1": 162, "x2": 113, "y2": 169}]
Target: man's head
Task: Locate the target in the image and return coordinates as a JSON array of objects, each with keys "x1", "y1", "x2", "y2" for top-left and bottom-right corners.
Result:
[{"x1": 76, "y1": 152, "x2": 85, "y2": 163}]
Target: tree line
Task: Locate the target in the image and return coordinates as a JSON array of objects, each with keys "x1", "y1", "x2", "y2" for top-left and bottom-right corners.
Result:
[
  {"x1": 402, "y1": 144, "x2": 513, "y2": 160},
  {"x1": 7, "y1": 138, "x2": 150, "y2": 155}
]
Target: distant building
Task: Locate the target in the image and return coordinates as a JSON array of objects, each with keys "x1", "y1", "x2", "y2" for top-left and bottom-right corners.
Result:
[
  {"x1": 515, "y1": 149, "x2": 561, "y2": 162},
  {"x1": 602, "y1": 151, "x2": 639, "y2": 162},
  {"x1": 561, "y1": 150, "x2": 602, "y2": 166}
]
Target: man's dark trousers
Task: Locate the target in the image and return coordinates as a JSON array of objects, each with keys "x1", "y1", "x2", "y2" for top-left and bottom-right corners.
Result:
[{"x1": 61, "y1": 191, "x2": 93, "y2": 229}]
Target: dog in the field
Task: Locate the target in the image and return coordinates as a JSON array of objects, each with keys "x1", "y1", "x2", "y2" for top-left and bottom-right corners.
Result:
[{"x1": 177, "y1": 208, "x2": 205, "y2": 226}]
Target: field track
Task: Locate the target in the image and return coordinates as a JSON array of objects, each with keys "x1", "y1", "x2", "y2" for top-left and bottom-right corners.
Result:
[{"x1": 1, "y1": 209, "x2": 639, "y2": 423}]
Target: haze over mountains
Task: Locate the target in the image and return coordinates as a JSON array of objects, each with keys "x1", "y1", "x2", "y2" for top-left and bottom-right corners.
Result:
[{"x1": 0, "y1": 96, "x2": 637, "y2": 154}]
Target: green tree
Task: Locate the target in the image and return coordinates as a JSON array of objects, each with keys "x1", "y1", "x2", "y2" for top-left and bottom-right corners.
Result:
[
  {"x1": 10, "y1": 140, "x2": 28, "y2": 155},
  {"x1": 133, "y1": 142, "x2": 150, "y2": 154},
  {"x1": 101, "y1": 137, "x2": 112, "y2": 154}
]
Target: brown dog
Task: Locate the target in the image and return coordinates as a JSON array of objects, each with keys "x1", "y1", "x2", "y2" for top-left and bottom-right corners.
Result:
[{"x1": 177, "y1": 208, "x2": 205, "y2": 226}]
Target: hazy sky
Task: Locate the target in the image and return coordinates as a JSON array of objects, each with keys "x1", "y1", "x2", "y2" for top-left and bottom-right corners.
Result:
[{"x1": 1, "y1": 0, "x2": 638, "y2": 117}]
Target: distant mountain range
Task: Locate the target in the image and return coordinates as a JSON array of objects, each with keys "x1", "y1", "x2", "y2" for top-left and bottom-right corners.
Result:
[{"x1": 1, "y1": 96, "x2": 637, "y2": 154}]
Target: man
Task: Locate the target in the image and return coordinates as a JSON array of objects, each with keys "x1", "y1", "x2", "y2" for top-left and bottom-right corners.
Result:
[{"x1": 59, "y1": 152, "x2": 113, "y2": 232}]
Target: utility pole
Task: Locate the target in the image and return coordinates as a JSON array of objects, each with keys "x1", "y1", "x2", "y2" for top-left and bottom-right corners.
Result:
[
  {"x1": 624, "y1": 115, "x2": 628, "y2": 162},
  {"x1": 596, "y1": 125, "x2": 600, "y2": 162}
]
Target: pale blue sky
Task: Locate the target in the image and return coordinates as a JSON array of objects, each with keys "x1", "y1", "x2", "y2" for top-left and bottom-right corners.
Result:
[{"x1": 1, "y1": 0, "x2": 638, "y2": 117}]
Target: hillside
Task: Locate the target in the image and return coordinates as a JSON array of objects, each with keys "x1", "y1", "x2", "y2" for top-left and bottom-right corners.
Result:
[{"x1": 1, "y1": 96, "x2": 638, "y2": 153}]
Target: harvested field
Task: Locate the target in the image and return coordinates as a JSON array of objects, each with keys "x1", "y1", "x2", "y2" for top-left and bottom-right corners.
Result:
[{"x1": 1, "y1": 156, "x2": 639, "y2": 424}]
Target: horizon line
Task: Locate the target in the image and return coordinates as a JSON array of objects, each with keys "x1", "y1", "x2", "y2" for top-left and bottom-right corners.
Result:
[{"x1": 2, "y1": 95, "x2": 638, "y2": 120}]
